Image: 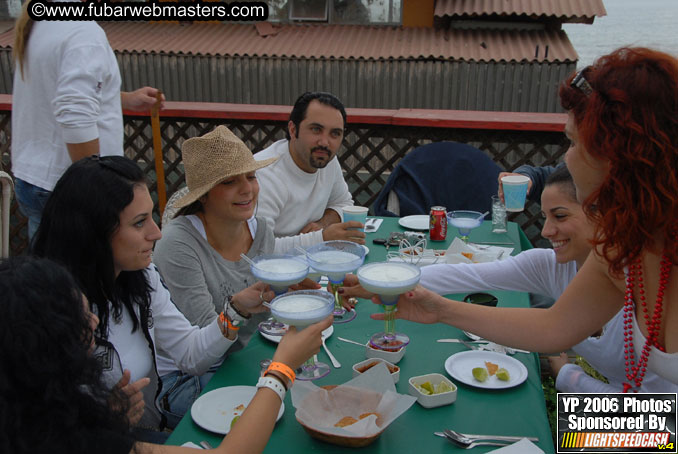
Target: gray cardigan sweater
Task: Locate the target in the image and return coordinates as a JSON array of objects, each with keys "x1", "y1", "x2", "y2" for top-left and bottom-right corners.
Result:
[{"x1": 153, "y1": 215, "x2": 275, "y2": 356}]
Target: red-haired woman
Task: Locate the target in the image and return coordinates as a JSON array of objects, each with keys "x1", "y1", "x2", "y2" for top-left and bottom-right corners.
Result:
[{"x1": 372, "y1": 47, "x2": 678, "y2": 391}]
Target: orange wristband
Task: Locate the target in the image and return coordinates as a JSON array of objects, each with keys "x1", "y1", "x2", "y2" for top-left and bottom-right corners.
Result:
[
  {"x1": 219, "y1": 312, "x2": 240, "y2": 332},
  {"x1": 265, "y1": 361, "x2": 296, "y2": 385}
]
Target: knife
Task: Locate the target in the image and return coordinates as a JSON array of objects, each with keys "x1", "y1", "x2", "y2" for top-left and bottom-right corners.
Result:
[{"x1": 437, "y1": 339, "x2": 488, "y2": 343}]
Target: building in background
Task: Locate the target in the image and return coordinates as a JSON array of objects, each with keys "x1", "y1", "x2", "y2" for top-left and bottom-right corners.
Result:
[{"x1": 0, "y1": 0, "x2": 605, "y2": 112}]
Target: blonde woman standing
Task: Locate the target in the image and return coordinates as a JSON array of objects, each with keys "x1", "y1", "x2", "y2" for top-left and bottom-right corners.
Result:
[{"x1": 11, "y1": 2, "x2": 160, "y2": 238}]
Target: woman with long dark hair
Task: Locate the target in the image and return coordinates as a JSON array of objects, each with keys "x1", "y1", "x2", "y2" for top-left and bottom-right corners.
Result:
[
  {"x1": 31, "y1": 156, "x2": 272, "y2": 435},
  {"x1": 0, "y1": 255, "x2": 330, "y2": 454}
]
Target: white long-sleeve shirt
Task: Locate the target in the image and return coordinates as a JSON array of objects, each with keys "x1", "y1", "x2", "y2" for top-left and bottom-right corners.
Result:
[
  {"x1": 254, "y1": 139, "x2": 354, "y2": 242},
  {"x1": 11, "y1": 20, "x2": 123, "y2": 191},
  {"x1": 420, "y1": 248, "x2": 678, "y2": 392},
  {"x1": 99, "y1": 266, "x2": 234, "y2": 428}
]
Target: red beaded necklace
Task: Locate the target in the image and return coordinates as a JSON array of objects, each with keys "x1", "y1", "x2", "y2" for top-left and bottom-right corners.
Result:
[{"x1": 623, "y1": 253, "x2": 671, "y2": 393}]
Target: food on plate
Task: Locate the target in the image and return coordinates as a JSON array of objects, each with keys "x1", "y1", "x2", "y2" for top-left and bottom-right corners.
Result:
[
  {"x1": 233, "y1": 403, "x2": 246, "y2": 412},
  {"x1": 359, "y1": 412, "x2": 379, "y2": 420},
  {"x1": 496, "y1": 368, "x2": 510, "y2": 381},
  {"x1": 461, "y1": 252, "x2": 474, "y2": 260},
  {"x1": 355, "y1": 361, "x2": 399, "y2": 374},
  {"x1": 472, "y1": 367, "x2": 489, "y2": 382},
  {"x1": 334, "y1": 416, "x2": 358, "y2": 428},
  {"x1": 230, "y1": 415, "x2": 240, "y2": 428},
  {"x1": 485, "y1": 361, "x2": 499, "y2": 376}
]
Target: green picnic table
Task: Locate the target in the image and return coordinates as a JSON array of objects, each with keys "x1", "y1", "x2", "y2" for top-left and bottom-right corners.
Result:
[{"x1": 166, "y1": 218, "x2": 554, "y2": 453}]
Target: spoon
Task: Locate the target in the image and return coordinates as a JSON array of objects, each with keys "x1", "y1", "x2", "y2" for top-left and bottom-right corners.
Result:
[{"x1": 321, "y1": 335, "x2": 341, "y2": 368}]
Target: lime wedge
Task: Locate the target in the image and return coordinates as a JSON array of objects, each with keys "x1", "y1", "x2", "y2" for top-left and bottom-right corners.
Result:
[
  {"x1": 230, "y1": 415, "x2": 240, "y2": 428},
  {"x1": 472, "y1": 367, "x2": 488, "y2": 382},
  {"x1": 496, "y1": 368, "x2": 510, "y2": 381},
  {"x1": 415, "y1": 382, "x2": 432, "y2": 395},
  {"x1": 436, "y1": 381, "x2": 453, "y2": 393},
  {"x1": 420, "y1": 381, "x2": 435, "y2": 394}
]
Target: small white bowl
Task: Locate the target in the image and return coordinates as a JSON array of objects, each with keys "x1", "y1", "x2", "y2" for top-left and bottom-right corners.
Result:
[
  {"x1": 352, "y1": 358, "x2": 400, "y2": 384},
  {"x1": 408, "y1": 373, "x2": 457, "y2": 408},
  {"x1": 365, "y1": 344, "x2": 406, "y2": 364}
]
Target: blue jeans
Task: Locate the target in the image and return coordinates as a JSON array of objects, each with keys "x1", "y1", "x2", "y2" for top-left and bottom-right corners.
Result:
[
  {"x1": 14, "y1": 178, "x2": 51, "y2": 240},
  {"x1": 157, "y1": 370, "x2": 214, "y2": 429}
]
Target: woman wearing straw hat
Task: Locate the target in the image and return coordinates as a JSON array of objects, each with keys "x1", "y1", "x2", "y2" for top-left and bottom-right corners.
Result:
[{"x1": 153, "y1": 127, "x2": 324, "y2": 419}]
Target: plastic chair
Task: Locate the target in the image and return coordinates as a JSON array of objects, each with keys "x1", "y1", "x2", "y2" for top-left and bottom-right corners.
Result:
[
  {"x1": 0, "y1": 171, "x2": 14, "y2": 258},
  {"x1": 372, "y1": 142, "x2": 502, "y2": 217}
]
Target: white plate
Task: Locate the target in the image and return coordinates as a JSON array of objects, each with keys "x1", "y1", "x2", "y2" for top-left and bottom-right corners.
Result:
[
  {"x1": 191, "y1": 386, "x2": 285, "y2": 434},
  {"x1": 444, "y1": 350, "x2": 528, "y2": 390},
  {"x1": 398, "y1": 215, "x2": 430, "y2": 230},
  {"x1": 260, "y1": 324, "x2": 334, "y2": 343}
]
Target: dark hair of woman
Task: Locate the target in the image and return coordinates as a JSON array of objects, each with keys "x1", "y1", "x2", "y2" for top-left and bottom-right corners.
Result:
[
  {"x1": 175, "y1": 199, "x2": 203, "y2": 218},
  {"x1": 0, "y1": 256, "x2": 133, "y2": 454},
  {"x1": 559, "y1": 47, "x2": 678, "y2": 275},
  {"x1": 32, "y1": 156, "x2": 152, "y2": 339},
  {"x1": 544, "y1": 165, "x2": 576, "y2": 201}
]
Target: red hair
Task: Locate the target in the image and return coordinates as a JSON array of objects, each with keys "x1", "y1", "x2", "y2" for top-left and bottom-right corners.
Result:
[{"x1": 559, "y1": 47, "x2": 678, "y2": 276}]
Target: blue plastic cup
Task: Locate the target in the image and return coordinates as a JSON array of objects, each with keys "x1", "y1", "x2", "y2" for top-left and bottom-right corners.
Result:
[
  {"x1": 501, "y1": 175, "x2": 530, "y2": 212},
  {"x1": 342, "y1": 206, "x2": 368, "y2": 231}
]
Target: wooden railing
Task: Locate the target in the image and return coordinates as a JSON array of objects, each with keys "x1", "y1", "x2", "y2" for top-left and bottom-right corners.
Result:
[{"x1": 0, "y1": 95, "x2": 567, "y2": 255}]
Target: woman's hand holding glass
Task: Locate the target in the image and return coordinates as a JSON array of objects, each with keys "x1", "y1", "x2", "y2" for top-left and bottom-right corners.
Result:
[
  {"x1": 288, "y1": 277, "x2": 322, "y2": 292},
  {"x1": 233, "y1": 282, "x2": 275, "y2": 315},
  {"x1": 273, "y1": 315, "x2": 334, "y2": 371},
  {"x1": 369, "y1": 285, "x2": 445, "y2": 325}
]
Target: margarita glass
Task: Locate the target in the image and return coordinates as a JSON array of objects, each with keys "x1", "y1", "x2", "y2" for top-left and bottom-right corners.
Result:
[
  {"x1": 250, "y1": 254, "x2": 309, "y2": 335},
  {"x1": 356, "y1": 261, "x2": 421, "y2": 351},
  {"x1": 268, "y1": 290, "x2": 335, "y2": 380},
  {"x1": 447, "y1": 210, "x2": 485, "y2": 243},
  {"x1": 305, "y1": 241, "x2": 365, "y2": 323}
]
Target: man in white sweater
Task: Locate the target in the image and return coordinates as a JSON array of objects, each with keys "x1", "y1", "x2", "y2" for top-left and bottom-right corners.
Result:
[{"x1": 254, "y1": 92, "x2": 364, "y2": 245}]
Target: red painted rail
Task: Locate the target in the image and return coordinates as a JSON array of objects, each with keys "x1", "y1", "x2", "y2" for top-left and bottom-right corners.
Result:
[{"x1": 0, "y1": 94, "x2": 567, "y2": 132}]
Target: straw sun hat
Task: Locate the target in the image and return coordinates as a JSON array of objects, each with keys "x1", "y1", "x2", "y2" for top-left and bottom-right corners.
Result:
[{"x1": 173, "y1": 126, "x2": 277, "y2": 209}]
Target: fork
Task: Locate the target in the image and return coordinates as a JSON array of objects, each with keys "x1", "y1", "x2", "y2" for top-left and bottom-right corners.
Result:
[
  {"x1": 435, "y1": 432, "x2": 511, "y2": 449},
  {"x1": 445, "y1": 428, "x2": 539, "y2": 443}
]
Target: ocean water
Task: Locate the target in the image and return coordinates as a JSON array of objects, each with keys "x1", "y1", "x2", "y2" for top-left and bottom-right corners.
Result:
[{"x1": 563, "y1": 0, "x2": 678, "y2": 68}]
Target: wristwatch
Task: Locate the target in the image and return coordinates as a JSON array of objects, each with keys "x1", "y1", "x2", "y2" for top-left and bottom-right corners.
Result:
[
  {"x1": 256, "y1": 375, "x2": 286, "y2": 402},
  {"x1": 225, "y1": 295, "x2": 249, "y2": 326}
]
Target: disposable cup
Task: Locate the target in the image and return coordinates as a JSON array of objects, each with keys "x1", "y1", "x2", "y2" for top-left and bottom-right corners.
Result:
[
  {"x1": 342, "y1": 206, "x2": 368, "y2": 231},
  {"x1": 501, "y1": 175, "x2": 530, "y2": 212}
]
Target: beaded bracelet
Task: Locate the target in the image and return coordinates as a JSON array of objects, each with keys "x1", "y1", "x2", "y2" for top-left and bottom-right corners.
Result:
[
  {"x1": 265, "y1": 361, "x2": 296, "y2": 385},
  {"x1": 218, "y1": 311, "x2": 240, "y2": 332}
]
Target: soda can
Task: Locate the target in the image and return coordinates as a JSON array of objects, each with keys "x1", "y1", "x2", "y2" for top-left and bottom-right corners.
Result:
[{"x1": 429, "y1": 206, "x2": 447, "y2": 241}]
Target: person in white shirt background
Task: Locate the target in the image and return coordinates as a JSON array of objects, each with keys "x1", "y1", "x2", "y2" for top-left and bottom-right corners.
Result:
[
  {"x1": 254, "y1": 91, "x2": 365, "y2": 245},
  {"x1": 11, "y1": 2, "x2": 163, "y2": 239}
]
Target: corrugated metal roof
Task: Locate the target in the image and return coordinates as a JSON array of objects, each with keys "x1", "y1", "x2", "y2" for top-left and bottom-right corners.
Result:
[
  {"x1": 85, "y1": 23, "x2": 574, "y2": 63},
  {"x1": 435, "y1": 0, "x2": 606, "y2": 22}
]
